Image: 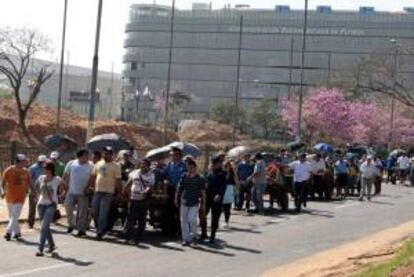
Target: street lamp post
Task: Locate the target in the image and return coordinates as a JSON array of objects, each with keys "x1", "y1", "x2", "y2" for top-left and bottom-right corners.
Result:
[
  {"x1": 56, "y1": 0, "x2": 68, "y2": 134},
  {"x1": 232, "y1": 15, "x2": 244, "y2": 147},
  {"x1": 389, "y1": 39, "x2": 398, "y2": 151},
  {"x1": 86, "y1": 0, "x2": 103, "y2": 143},
  {"x1": 163, "y1": 0, "x2": 176, "y2": 145},
  {"x1": 297, "y1": 0, "x2": 309, "y2": 141}
]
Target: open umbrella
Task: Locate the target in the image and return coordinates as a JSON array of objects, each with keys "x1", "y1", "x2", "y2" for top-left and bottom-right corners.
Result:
[
  {"x1": 166, "y1": 141, "x2": 201, "y2": 157},
  {"x1": 287, "y1": 140, "x2": 305, "y2": 152},
  {"x1": 86, "y1": 133, "x2": 131, "y2": 153},
  {"x1": 314, "y1": 143, "x2": 334, "y2": 154},
  {"x1": 227, "y1": 146, "x2": 254, "y2": 159},
  {"x1": 389, "y1": 149, "x2": 407, "y2": 158},
  {"x1": 44, "y1": 134, "x2": 77, "y2": 150},
  {"x1": 145, "y1": 146, "x2": 171, "y2": 161}
]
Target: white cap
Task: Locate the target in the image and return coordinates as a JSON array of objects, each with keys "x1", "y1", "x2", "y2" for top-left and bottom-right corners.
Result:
[
  {"x1": 367, "y1": 155, "x2": 373, "y2": 159},
  {"x1": 37, "y1": 155, "x2": 47, "y2": 162},
  {"x1": 50, "y1": 151, "x2": 59, "y2": 159},
  {"x1": 16, "y1": 154, "x2": 28, "y2": 162}
]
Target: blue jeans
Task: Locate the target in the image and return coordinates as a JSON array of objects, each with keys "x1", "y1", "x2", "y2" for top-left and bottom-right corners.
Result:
[
  {"x1": 92, "y1": 192, "x2": 113, "y2": 235},
  {"x1": 38, "y1": 204, "x2": 56, "y2": 252},
  {"x1": 251, "y1": 183, "x2": 266, "y2": 213}
]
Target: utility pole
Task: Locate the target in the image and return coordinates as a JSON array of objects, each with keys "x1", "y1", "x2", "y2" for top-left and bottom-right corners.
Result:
[
  {"x1": 56, "y1": 0, "x2": 68, "y2": 134},
  {"x1": 163, "y1": 0, "x2": 176, "y2": 145},
  {"x1": 288, "y1": 37, "x2": 294, "y2": 100},
  {"x1": 232, "y1": 15, "x2": 243, "y2": 146},
  {"x1": 327, "y1": 51, "x2": 332, "y2": 86},
  {"x1": 297, "y1": 0, "x2": 309, "y2": 141},
  {"x1": 389, "y1": 39, "x2": 398, "y2": 151},
  {"x1": 86, "y1": 0, "x2": 103, "y2": 143}
]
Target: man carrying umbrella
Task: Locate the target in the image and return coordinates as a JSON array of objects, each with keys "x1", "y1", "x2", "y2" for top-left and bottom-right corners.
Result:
[
  {"x1": 164, "y1": 147, "x2": 187, "y2": 238},
  {"x1": 91, "y1": 146, "x2": 122, "y2": 240}
]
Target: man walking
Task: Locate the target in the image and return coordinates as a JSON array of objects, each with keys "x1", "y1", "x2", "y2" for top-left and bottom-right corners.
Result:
[
  {"x1": 236, "y1": 154, "x2": 254, "y2": 211},
  {"x1": 248, "y1": 153, "x2": 267, "y2": 214},
  {"x1": 49, "y1": 151, "x2": 65, "y2": 177},
  {"x1": 334, "y1": 156, "x2": 349, "y2": 198},
  {"x1": 124, "y1": 159, "x2": 155, "y2": 243},
  {"x1": 175, "y1": 158, "x2": 206, "y2": 245},
  {"x1": 63, "y1": 149, "x2": 93, "y2": 237},
  {"x1": 289, "y1": 153, "x2": 312, "y2": 209},
  {"x1": 91, "y1": 147, "x2": 121, "y2": 240},
  {"x1": 27, "y1": 155, "x2": 47, "y2": 228},
  {"x1": 311, "y1": 154, "x2": 326, "y2": 199},
  {"x1": 1, "y1": 154, "x2": 30, "y2": 241},
  {"x1": 200, "y1": 156, "x2": 226, "y2": 244},
  {"x1": 164, "y1": 147, "x2": 187, "y2": 238},
  {"x1": 359, "y1": 155, "x2": 377, "y2": 201},
  {"x1": 397, "y1": 153, "x2": 411, "y2": 185}
]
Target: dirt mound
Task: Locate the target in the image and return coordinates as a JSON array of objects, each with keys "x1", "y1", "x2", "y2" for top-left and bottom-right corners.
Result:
[
  {"x1": 0, "y1": 99, "x2": 178, "y2": 148},
  {"x1": 178, "y1": 120, "x2": 281, "y2": 151},
  {"x1": 391, "y1": 263, "x2": 414, "y2": 277}
]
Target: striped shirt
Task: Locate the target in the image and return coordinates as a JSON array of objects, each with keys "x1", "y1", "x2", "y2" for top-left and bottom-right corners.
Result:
[{"x1": 177, "y1": 174, "x2": 206, "y2": 207}]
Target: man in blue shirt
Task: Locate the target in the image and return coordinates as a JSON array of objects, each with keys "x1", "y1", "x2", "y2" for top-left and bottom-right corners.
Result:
[
  {"x1": 164, "y1": 147, "x2": 187, "y2": 237},
  {"x1": 334, "y1": 157, "x2": 348, "y2": 199},
  {"x1": 27, "y1": 155, "x2": 47, "y2": 228},
  {"x1": 236, "y1": 154, "x2": 254, "y2": 210}
]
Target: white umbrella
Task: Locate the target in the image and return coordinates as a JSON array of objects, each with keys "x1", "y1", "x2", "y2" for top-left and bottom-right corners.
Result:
[{"x1": 227, "y1": 146, "x2": 254, "y2": 159}]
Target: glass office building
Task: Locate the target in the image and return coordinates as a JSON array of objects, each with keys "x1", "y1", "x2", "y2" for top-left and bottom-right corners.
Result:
[{"x1": 122, "y1": 4, "x2": 414, "y2": 121}]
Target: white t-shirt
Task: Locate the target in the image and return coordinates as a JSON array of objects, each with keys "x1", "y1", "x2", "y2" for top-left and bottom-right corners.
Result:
[
  {"x1": 64, "y1": 160, "x2": 93, "y2": 195},
  {"x1": 311, "y1": 159, "x2": 326, "y2": 175},
  {"x1": 397, "y1": 156, "x2": 411, "y2": 170},
  {"x1": 129, "y1": 169, "x2": 155, "y2": 201},
  {"x1": 37, "y1": 175, "x2": 61, "y2": 205},
  {"x1": 360, "y1": 162, "x2": 378, "y2": 179},
  {"x1": 289, "y1": 160, "x2": 312, "y2": 183}
]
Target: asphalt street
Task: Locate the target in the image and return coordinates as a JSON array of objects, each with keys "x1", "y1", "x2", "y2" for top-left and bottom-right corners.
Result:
[{"x1": 1, "y1": 184, "x2": 414, "y2": 277}]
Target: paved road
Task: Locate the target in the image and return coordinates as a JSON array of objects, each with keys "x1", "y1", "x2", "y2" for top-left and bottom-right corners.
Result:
[{"x1": 1, "y1": 184, "x2": 414, "y2": 277}]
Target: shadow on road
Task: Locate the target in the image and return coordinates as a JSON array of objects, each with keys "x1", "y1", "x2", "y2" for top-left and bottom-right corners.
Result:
[{"x1": 50, "y1": 252, "x2": 94, "y2": 266}]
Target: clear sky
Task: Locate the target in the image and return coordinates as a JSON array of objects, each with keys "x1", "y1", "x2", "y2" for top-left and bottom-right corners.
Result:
[{"x1": 1, "y1": 0, "x2": 412, "y2": 73}]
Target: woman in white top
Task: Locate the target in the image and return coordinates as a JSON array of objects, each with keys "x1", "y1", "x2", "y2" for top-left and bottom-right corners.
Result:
[{"x1": 36, "y1": 161, "x2": 63, "y2": 256}]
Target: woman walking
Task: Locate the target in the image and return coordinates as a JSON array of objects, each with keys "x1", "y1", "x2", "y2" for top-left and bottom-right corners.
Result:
[
  {"x1": 36, "y1": 162, "x2": 63, "y2": 256},
  {"x1": 222, "y1": 161, "x2": 238, "y2": 228}
]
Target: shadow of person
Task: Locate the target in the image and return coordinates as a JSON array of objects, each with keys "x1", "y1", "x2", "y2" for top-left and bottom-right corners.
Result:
[
  {"x1": 15, "y1": 238, "x2": 39, "y2": 246},
  {"x1": 223, "y1": 243, "x2": 262, "y2": 254},
  {"x1": 50, "y1": 252, "x2": 94, "y2": 267}
]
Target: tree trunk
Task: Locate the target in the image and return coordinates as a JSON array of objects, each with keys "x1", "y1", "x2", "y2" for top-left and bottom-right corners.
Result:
[{"x1": 17, "y1": 109, "x2": 35, "y2": 145}]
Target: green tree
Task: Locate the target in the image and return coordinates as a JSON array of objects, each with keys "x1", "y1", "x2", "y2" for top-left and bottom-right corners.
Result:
[
  {"x1": 209, "y1": 101, "x2": 246, "y2": 129},
  {"x1": 249, "y1": 99, "x2": 281, "y2": 139}
]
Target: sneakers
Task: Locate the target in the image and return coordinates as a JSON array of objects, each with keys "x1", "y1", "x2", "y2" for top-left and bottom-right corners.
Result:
[
  {"x1": 181, "y1": 241, "x2": 191, "y2": 247},
  {"x1": 13, "y1": 234, "x2": 22, "y2": 240},
  {"x1": 35, "y1": 252, "x2": 44, "y2": 257},
  {"x1": 4, "y1": 233, "x2": 11, "y2": 241},
  {"x1": 96, "y1": 234, "x2": 103, "y2": 241},
  {"x1": 209, "y1": 238, "x2": 216, "y2": 244},
  {"x1": 67, "y1": 227, "x2": 74, "y2": 234}
]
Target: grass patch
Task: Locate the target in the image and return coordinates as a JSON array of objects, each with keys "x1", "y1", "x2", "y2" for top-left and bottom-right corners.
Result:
[{"x1": 355, "y1": 239, "x2": 414, "y2": 277}]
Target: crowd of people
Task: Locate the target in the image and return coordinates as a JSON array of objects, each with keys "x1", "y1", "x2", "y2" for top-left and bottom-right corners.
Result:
[{"x1": 1, "y1": 146, "x2": 413, "y2": 256}]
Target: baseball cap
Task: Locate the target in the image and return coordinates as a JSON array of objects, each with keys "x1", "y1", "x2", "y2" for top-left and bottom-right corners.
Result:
[
  {"x1": 37, "y1": 155, "x2": 47, "y2": 162},
  {"x1": 16, "y1": 154, "x2": 28, "y2": 162},
  {"x1": 50, "y1": 151, "x2": 59, "y2": 159},
  {"x1": 367, "y1": 155, "x2": 373, "y2": 159}
]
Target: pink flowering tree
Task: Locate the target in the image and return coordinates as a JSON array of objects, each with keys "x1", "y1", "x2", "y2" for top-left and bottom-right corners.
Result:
[{"x1": 281, "y1": 88, "x2": 414, "y2": 147}]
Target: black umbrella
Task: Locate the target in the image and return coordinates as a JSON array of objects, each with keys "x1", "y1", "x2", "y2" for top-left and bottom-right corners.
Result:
[
  {"x1": 44, "y1": 134, "x2": 78, "y2": 150},
  {"x1": 86, "y1": 133, "x2": 131, "y2": 153},
  {"x1": 287, "y1": 140, "x2": 305, "y2": 152}
]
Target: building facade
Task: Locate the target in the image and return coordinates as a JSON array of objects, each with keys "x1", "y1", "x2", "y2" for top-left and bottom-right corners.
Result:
[{"x1": 122, "y1": 4, "x2": 414, "y2": 122}]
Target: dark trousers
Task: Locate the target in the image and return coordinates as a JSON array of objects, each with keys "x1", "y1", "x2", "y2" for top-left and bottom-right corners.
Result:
[
  {"x1": 124, "y1": 199, "x2": 148, "y2": 240},
  {"x1": 200, "y1": 199, "x2": 222, "y2": 239},
  {"x1": 222, "y1": 204, "x2": 231, "y2": 223},
  {"x1": 166, "y1": 186, "x2": 180, "y2": 237},
  {"x1": 28, "y1": 195, "x2": 37, "y2": 227},
  {"x1": 237, "y1": 181, "x2": 252, "y2": 210}
]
